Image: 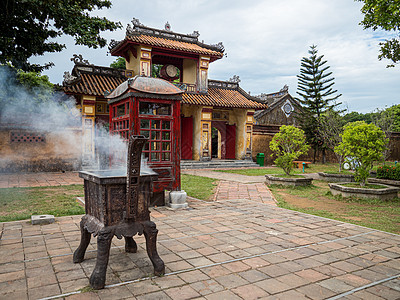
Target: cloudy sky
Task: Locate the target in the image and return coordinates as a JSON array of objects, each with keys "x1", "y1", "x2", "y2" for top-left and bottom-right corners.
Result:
[{"x1": 30, "y1": 0, "x2": 400, "y2": 113}]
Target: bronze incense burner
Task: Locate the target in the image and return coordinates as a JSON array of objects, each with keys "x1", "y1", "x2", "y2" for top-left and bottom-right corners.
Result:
[{"x1": 73, "y1": 135, "x2": 165, "y2": 289}]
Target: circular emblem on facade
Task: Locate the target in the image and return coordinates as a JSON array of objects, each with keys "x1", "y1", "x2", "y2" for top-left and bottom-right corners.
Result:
[
  {"x1": 281, "y1": 100, "x2": 294, "y2": 117},
  {"x1": 283, "y1": 103, "x2": 292, "y2": 114},
  {"x1": 166, "y1": 64, "x2": 178, "y2": 77}
]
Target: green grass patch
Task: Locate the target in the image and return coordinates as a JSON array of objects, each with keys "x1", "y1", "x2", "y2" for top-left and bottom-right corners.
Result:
[
  {"x1": 0, "y1": 185, "x2": 85, "y2": 222},
  {"x1": 269, "y1": 180, "x2": 400, "y2": 234},
  {"x1": 181, "y1": 174, "x2": 218, "y2": 201},
  {"x1": 341, "y1": 183, "x2": 387, "y2": 189},
  {"x1": 215, "y1": 163, "x2": 348, "y2": 176}
]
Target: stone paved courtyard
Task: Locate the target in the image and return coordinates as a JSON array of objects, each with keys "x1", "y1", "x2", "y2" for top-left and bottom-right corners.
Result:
[{"x1": 0, "y1": 171, "x2": 400, "y2": 299}]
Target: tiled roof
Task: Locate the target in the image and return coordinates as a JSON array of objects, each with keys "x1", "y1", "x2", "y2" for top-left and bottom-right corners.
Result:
[
  {"x1": 63, "y1": 73, "x2": 126, "y2": 96},
  {"x1": 63, "y1": 70, "x2": 265, "y2": 109},
  {"x1": 182, "y1": 87, "x2": 266, "y2": 109},
  {"x1": 120, "y1": 34, "x2": 224, "y2": 58}
]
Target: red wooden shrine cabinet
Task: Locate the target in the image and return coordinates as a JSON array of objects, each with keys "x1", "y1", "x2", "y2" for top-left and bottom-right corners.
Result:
[{"x1": 107, "y1": 76, "x2": 183, "y2": 205}]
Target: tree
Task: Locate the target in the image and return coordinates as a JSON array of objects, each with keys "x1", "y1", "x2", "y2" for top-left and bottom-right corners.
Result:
[
  {"x1": 110, "y1": 57, "x2": 126, "y2": 69},
  {"x1": 270, "y1": 125, "x2": 310, "y2": 176},
  {"x1": 0, "y1": 0, "x2": 121, "y2": 71},
  {"x1": 0, "y1": 65, "x2": 54, "y2": 112},
  {"x1": 358, "y1": 0, "x2": 400, "y2": 67},
  {"x1": 295, "y1": 45, "x2": 342, "y2": 163},
  {"x1": 343, "y1": 111, "x2": 373, "y2": 124},
  {"x1": 319, "y1": 110, "x2": 345, "y2": 172},
  {"x1": 385, "y1": 104, "x2": 400, "y2": 132},
  {"x1": 372, "y1": 108, "x2": 395, "y2": 163},
  {"x1": 335, "y1": 121, "x2": 387, "y2": 186}
]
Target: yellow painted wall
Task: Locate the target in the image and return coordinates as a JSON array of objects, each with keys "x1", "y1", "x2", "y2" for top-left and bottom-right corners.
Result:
[
  {"x1": 182, "y1": 59, "x2": 197, "y2": 85},
  {"x1": 232, "y1": 108, "x2": 247, "y2": 159},
  {"x1": 126, "y1": 46, "x2": 141, "y2": 76}
]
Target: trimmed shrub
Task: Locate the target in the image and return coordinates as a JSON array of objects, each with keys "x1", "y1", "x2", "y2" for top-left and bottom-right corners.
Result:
[{"x1": 377, "y1": 165, "x2": 400, "y2": 181}]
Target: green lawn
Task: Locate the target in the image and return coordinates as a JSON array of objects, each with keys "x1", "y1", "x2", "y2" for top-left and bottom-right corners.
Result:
[
  {"x1": 269, "y1": 181, "x2": 400, "y2": 234},
  {"x1": 0, "y1": 175, "x2": 218, "y2": 222},
  {"x1": 181, "y1": 174, "x2": 219, "y2": 201},
  {"x1": 215, "y1": 162, "x2": 398, "y2": 176},
  {"x1": 0, "y1": 185, "x2": 85, "y2": 222},
  {"x1": 215, "y1": 163, "x2": 349, "y2": 176}
]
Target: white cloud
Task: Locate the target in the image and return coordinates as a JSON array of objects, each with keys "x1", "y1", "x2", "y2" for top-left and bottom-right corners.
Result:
[{"x1": 29, "y1": 0, "x2": 400, "y2": 113}]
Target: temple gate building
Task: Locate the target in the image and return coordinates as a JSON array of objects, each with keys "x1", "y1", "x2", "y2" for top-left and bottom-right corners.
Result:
[{"x1": 63, "y1": 18, "x2": 266, "y2": 164}]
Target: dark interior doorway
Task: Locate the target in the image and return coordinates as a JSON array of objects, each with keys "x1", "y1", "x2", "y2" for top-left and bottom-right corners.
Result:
[{"x1": 211, "y1": 127, "x2": 219, "y2": 158}]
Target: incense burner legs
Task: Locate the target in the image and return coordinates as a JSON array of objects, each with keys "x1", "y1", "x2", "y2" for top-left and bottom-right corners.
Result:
[
  {"x1": 124, "y1": 236, "x2": 137, "y2": 253},
  {"x1": 90, "y1": 228, "x2": 113, "y2": 289},
  {"x1": 73, "y1": 216, "x2": 165, "y2": 290},
  {"x1": 73, "y1": 219, "x2": 91, "y2": 263},
  {"x1": 143, "y1": 221, "x2": 165, "y2": 276}
]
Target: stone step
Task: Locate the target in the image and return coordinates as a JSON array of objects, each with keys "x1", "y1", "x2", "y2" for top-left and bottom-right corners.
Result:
[{"x1": 181, "y1": 159, "x2": 259, "y2": 169}]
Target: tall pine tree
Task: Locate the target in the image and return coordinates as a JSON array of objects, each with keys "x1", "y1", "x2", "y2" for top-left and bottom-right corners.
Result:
[{"x1": 296, "y1": 45, "x2": 342, "y2": 163}]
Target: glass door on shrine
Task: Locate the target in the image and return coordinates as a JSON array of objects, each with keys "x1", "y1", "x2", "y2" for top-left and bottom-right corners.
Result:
[{"x1": 137, "y1": 100, "x2": 173, "y2": 164}]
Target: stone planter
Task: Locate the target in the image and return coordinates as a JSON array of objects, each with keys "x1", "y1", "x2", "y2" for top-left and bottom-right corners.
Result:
[
  {"x1": 329, "y1": 182, "x2": 399, "y2": 200},
  {"x1": 265, "y1": 174, "x2": 313, "y2": 186},
  {"x1": 368, "y1": 178, "x2": 400, "y2": 187},
  {"x1": 318, "y1": 172, "x2": 355, "y2": 183}
]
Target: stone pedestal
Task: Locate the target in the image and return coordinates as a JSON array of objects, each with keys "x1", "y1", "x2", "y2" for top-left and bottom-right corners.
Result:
[
  {"x1": 168, "y1": 190, "x2": 188, "y2": 209},
  {"x1": 31, "y1": 215, "x2": 55, "y2": 225}
]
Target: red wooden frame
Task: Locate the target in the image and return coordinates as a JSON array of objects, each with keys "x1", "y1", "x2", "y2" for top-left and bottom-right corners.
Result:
[{"x1": 109, "y1": 95, "x2": 181, "y2": 193}]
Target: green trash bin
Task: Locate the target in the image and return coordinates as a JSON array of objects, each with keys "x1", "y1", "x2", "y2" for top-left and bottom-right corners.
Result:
[{"x1": 256, "y1": 153, "x2": 265, "y2": 167}]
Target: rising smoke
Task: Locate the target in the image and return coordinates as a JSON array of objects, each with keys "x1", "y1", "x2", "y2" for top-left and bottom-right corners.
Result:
[{"x1": 0, "y1": 66, "x2": 135, "y2": 173}]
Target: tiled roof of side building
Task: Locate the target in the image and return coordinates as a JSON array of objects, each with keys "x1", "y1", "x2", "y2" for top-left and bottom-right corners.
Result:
[
  {"x1": 63, "y1": 72, "x2": 126, "y2": 96},
  {"x1": 182, "y1": 81, "x2": 267, "y2": 109}
]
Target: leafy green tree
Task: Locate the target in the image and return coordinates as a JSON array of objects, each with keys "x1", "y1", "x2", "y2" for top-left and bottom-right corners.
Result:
[
  {"x1": 295, "y1": 45, "x2": 342, "y2": 163},
  {"x1": 0, "y1": 0, "x2": 121, "y2": 71},
  {"x1": 0, "y1": 65, "x2": 56, "y2": 116},
  {"x1": 270, "y1": 125, "x2": 310, "y2": 175},
  {"x1": 336, "y1": 121, "x2": 387, "y2": 186},
  {"x1": 358, "y1": 0, "x2": 400, "y2": 67},
  {"x1": 372, "y1": 108, "x2": 395, "y2": 162},
  {"x1": 319, "y1": 110, "x2": 346, "y2": 172},
  {"x1": 385, "y1": 104, "x2": 400, "y2": 132},
  {"x1": 343, "y1": 111, "x2": 374, "y2": 124},
  {"x1": 110, "y1": 57, "x2": 126, "y2": 69}
]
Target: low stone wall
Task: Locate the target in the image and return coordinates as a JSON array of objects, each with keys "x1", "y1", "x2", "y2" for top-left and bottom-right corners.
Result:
[
  {"x1": 329, "y1": 183, "x2": 399, "y2": 200},
  {"x1": 265, "y1": 174, "x2": 313, "y2": 186},
  {"x1": 368, "y1": 178, "x2": 400, "y2": 187},
  {"x1": 318, "y1": 172, "x2": 355, "y2": 182},
  {"x1": 0, "y1": 126, "x2": 82, "y2": 173}
]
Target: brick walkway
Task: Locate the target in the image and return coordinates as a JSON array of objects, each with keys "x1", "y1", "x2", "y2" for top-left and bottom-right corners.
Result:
[
  {"x1": 213, "y1": 181, "x2": 276, "y2": 205},
  {"x1": 182, "y1": 169, "x2": 277, "y2": 205},
  {"x1": 0, "y1": 172, "x2": 83, "y2": 188},
  {"x1": 1, "y1": 170, "x2": 400, "y2": 299}
]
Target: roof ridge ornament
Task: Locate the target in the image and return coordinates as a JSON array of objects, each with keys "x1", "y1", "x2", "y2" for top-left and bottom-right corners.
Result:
[
  {"x1": 62, "y1": 71, "x2": 77, "y2": 85},
  {"x1": 280, "y1": 84, "x2": 289, "y2": 93},
  {"x1": 131, "y1": 18, "x2": 142, "y2": 28},
  {"x1": 229, "y1": 75, "x2": 241, "y2": 84},
  {"x1": 188, "y1": 31, "x2": 200, "y2": 38},
  {"x1": 71, "y1": 54, "x2": 91, "y2": 65},
  {"x1": 210, "y1": 42, "x2": 225, "y2": 53},
  {"x1": 165, "y1": 21, "x2": 171, "y2": 31}
]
